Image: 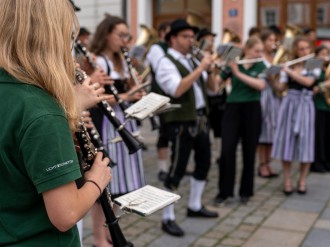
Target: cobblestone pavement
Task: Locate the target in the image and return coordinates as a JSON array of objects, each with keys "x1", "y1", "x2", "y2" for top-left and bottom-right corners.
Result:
[{"x1": 83, "y1": 123, "x2": 330, "y2": 247}]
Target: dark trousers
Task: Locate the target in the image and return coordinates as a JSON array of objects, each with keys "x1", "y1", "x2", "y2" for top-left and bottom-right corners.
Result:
[
  {"x1": 313, "y1": 109, "x2": 330, "y2": 171},
  {"x1": 165, "y1": 116, "x2": 211, "y2": 189},
  {"x1": 156, "y1": 116, "x2": 169, "y2": 148},
  {"x1": 218, "y1": 102, "x2": 261, "y2": 198}
]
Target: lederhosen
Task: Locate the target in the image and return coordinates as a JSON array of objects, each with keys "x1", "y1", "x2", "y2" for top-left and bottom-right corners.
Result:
[{"x1": 154, "y1": 54, "x2": 211, "y2": 190}]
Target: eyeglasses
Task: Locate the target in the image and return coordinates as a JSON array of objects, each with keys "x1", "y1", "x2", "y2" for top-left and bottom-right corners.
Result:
[
  {"x1": 177, "y1": 34, "x2": 195, "y2": 40},
  {"x1": 114, "y1": 32, "x2": 132, "y2": 41}
]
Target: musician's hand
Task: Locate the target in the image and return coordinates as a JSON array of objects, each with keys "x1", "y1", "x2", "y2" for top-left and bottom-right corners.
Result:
[
  {"x1": 85, "y1": 152, "x2": 112, "y2": 190},
  {"x1": 127, "y1": 91, "x2": 144, "y2": 102},
  {"x1": 74, "y1": 77, "x2": 112, "y2": 111},
  {"x1": 229, "y1": 61, "x2": 239, "y2": 75},
  {"x1": 199, "y1": 52, "x2": 212, "y2": 71},
  {"x1": 126, "y1": 85, "x2": 145, "y2": 102},
  {"x1": 81, "y1": 111, "x2": 94, "y2": 129},
  {"x1": 313, "y1": 85, "x2": 320, "y2": 95},
  {"x1": 283, "y1": 66, "x2": 293, "y2": 74},
  {"x1": 90, "y1": 68, "x2": 113, "y2": 86}
]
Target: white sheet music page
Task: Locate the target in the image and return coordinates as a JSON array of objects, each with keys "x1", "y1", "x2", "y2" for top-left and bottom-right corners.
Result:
[
  {"x1": 124, "y1": 93, "x2": 170, "y2": 120},
  {"x1": 114, "y1": 185, "x2": 181, "y2": 216}
]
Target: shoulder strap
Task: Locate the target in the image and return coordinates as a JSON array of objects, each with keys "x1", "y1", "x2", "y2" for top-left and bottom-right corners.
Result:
[{"x1": 100, "y1": 55, "x2": 111, "y2": 76}]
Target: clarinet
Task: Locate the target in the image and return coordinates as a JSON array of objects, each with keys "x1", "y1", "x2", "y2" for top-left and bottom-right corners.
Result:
[
  {"x1": 121, "y1": 47, "x2": 160, "y2": 131},
  {"x1": 75, "y1": 68, "x2": 142, "y2": 155},
  {"x1": 87, "y1": 124, "x2": 117, "y2": 167},
  {"x1": 75, "y1": 122, "x2": 133, "y2": 247},
  {"x1": 75, "y1": 41, "x2": 127, "y2": 112}
]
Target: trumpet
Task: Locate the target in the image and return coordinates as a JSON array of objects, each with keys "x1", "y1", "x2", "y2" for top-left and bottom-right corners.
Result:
[{"x1": 191, "y1": 45, "x2": 263, "y2": 71}]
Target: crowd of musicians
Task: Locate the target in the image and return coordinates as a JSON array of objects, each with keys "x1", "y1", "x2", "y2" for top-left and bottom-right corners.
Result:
[{"x1": 1, "y1": 1, "x2": 330, "y2": 247}]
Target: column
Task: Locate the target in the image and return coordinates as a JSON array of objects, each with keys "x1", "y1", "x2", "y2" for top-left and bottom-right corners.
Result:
[
  {"x1": 212, "y1": 0, "x2": 223, "y2": 47},
  {"x1": 243, "y1": 0, "x2": 257, "y2": 41}
]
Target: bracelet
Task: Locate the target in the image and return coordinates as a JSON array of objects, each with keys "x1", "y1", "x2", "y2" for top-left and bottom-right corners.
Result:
[{"x1": 85, "y1": 179, "x2": 102, "y2": 196}]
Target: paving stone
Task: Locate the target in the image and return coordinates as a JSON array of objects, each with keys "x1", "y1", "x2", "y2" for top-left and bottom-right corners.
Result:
[
  {"x1": 301, "y1": 228, "x2": 330, "y2": 247},
  {"x1": 148, "y1": 234, "x2": 196, "y2": 247},
  {"x1": 229, "y1": 229, "x2": 251, "y2": 239},
  {"x1": 81, "y1": 122, "x2": 330, "y2": 247},
  {"x1": 213, "y1": 224, "x2": 236, "y2": 233},
  {"x1": 243, "y1": 215, "x2": 264, "y2": 225},
  {"x1": 221, "y1": 237, "x2": 245, "y2": 246},
  {"x1": 243, "y1": 228, "x2": 305, "y2": 247},
  {"x1": 182, "y1": 218, "x2": 219, "y2": 235},
  {"x1": 193, "y1": 237, "x2": 219, "y2": 247},
  {"x1": 314, "y1": 219, "x2": 330, "y2": 230},
  {"x1": 262, "y1": 209, "x2": 318, "y2": 232},
  {"x1": 236, "y1": 224, "x2": 256, "y2": 233},
  {"x1": 280, "y1": 198, "x2": 325, "y2": 213},
  {"x1": 320, "y1": 207, "x2": 330, "y2": 220},
  {"x1": 204, "y1": 230, "x2": 227, "y2": 239}
]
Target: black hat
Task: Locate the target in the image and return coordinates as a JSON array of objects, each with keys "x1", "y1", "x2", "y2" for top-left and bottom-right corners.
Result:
[
  {"x1": 78, "y1": 27, "x2": 91, "y2": 37},
  {"x1": 165, "y1": 19, "x2": 199, "y2": 42},
  {"x1": 69, "y1": 0, "x2": 81, "y2": 11},
  {"x1": 196, "y1": 28, "x2": 216, "y2": 41}
]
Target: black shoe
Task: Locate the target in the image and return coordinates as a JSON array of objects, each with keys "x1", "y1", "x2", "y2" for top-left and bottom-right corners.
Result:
[
  {"x1": 214, "y1": 195, "x2": 227, "y2": 206},
  {"x1": 140, "y1": 142, "x2": 148, "y2": 151},
  {"x1": 297, "y1": 189, "x2": 307, "y2": 195},
  {"x1": 158, "y1": 171, "x2": 168, "y2": 182},
  {"x1": 187, "y1": 206, "x2": 219, "y2": 218},
  {"x1": 161, "y1": 220, "x2": 184, "y2": 237},
  {"x1": 282, "y1": 189, "x2": 293, "y2": 196},
  {"x1": 310, "y1": 165, "x2": 327, "y2": 173},
  {"x1": 240, "y1": 196, "x2": 250, "y2": 205}
]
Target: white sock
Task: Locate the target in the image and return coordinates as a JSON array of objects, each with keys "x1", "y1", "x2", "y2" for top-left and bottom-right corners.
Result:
[
  {"x1": 158, "y1": 159, "x2": 168, "y2": 172},
  {"x1": 188, "y1": 177, "x2": 206, "y2": 211},
  {"x1": 162, "y1": 204, "x2": 175, "y2": 221},
  {"x1": 76, "y1": 219, "x2": 83, "y2": 246}
]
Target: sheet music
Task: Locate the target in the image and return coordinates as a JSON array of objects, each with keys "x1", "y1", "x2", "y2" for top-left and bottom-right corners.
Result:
[
  {"x1": 305, "y1": 58, "x2": 324, "y2": 70},
  {"x1": 124, "y1": 93, "x2": 170, "y2": 120},
  {"x1": 265, "y1": 65, "x2": 283, "y2": 76},
  {"x1": 153, "y1": 103, "x2": 181, "y2": 115},
  {"x1": 127, "y1": 80, "x2": 152, "y2": 96},
  {"x1": 114, "y1": 185, "x2": 181, "y2": 216}
]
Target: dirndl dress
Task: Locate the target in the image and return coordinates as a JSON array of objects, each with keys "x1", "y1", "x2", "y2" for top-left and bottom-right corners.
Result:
[
  {"x1": 259, "y1": 84, "x2": 281, "y2": 144},
  {"x1": 271, "y1": 89, "x2": 315, "y2": 163}
]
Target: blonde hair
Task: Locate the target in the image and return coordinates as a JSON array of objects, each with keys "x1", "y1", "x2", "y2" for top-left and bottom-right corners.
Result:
[
  {"x1": 0, "y1": 0, "x2": 80, "y2": 130},
  {"x1": 245, "y1": 36, "x2": 263, "y2": 49}
]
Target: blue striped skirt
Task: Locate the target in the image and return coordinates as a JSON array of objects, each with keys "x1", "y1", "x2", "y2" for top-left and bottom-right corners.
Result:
[
  {"x1": 102, "y1": 104, "x2": 145, "y2": 196},
  {"x1": 271, "y1": 89, "x2": 315, "y2": 163},
  {"x1": 259, "y1": 85, "x2": 281, "y2": 144}
]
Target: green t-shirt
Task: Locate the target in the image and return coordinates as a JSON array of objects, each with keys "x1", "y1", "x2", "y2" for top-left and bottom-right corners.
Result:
[
  {"x1": 0, "y1": 69, "x2": 82, "y2": 246},
  {"x1": 221, "y1": 62, "x2": 266, "y2": 103},
  {"x1": 314, "y1": 71, "x2": 330, "y2": 111}
]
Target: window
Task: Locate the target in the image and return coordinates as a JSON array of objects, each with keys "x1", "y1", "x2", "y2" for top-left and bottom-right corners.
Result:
[{"x1": 260, "y1": 6, "x2": 279, "y2": 26}]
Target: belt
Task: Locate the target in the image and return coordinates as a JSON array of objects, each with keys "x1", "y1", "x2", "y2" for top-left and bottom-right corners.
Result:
[{"x1": 196, "y1": 108, "x2": 206, "y2": 116}]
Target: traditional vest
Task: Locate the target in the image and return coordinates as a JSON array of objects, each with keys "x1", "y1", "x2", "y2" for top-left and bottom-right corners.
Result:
[{"x1": 153, "y1": 53, "x2": 209, "y2": 123}]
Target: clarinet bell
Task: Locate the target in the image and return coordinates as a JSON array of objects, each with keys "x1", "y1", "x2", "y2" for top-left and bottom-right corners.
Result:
[
  {"x1": 150, "y1": 117, "x2": 159, "y2": 131},
  {"x1": 117, "y1": 128, "x2": 142, "y2": 154}
]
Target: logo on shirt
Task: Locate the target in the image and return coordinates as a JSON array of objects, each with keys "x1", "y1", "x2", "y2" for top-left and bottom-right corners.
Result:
[
  {"x1": 250, "y1": 71, "x2": 258, "y2": 77},
  {"x1": 45, "y1": 160, "x2": 74, "y2": 172}
]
